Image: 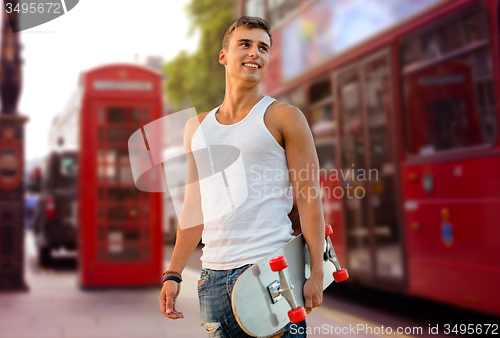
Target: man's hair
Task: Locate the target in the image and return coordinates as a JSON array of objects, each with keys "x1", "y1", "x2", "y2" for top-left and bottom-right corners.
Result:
[{"x1": 222, "y1": 16, "x2": 272, "y2": 50}]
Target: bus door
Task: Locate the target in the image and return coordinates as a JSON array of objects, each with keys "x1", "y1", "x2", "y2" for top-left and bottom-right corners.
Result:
[
  {"x1": 308, "y1": 77, "x2": 346, "y2": 265},
  {"x1": 335, "y1": 50, "x2": 404, "y2": 287},
  {"x1": 82, "y1": 100, "x2": 162, "y2": 286}
]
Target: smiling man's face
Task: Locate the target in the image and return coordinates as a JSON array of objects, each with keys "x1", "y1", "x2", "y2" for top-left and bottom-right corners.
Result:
[{"x1": 219, "y1": 26, "x2": 271, "y2": 84}]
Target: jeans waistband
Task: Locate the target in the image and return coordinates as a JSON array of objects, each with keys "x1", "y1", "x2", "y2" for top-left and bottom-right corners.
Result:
[{"x1": 202, "y1": 263, "x2": 253, "y2": 273}]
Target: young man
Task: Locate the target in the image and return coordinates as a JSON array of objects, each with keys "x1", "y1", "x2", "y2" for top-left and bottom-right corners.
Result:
[{"x1": 159, "y1": 17, "x2": 325, "y2": 337}]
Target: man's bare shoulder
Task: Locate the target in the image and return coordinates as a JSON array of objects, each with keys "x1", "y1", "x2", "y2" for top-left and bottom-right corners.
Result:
[
  {"x1": 186, "y1": 112, "x2": 209, "y2": 131},
  {"x1": 184, "y1": 112, "x2": 210, "y2": 146},
  {"x1": 187, "y1": 112, "x2": 209, "y2": 125},
  {"x1": 197, "y1": 112, "x2": 210, "y2": 123},
  {"x1": 267, "y1": 100, "x2": 306, "y2": 130}
]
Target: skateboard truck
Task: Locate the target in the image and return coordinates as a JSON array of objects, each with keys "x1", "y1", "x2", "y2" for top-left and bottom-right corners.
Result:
[
  {"x1": 324, "y1": 224, "x2": 349, "y2": 282},
  {"x1": 267, "y1": 280, "x2": 285, "y2": 304},
  {"x1": 268, "y1": 255, "x2": 306, "y2": 323}
]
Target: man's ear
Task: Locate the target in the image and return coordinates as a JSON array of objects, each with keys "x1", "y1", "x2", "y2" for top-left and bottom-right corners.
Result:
[{"x1": 219, "y1": 49, "x2": 226, "y2": 66}]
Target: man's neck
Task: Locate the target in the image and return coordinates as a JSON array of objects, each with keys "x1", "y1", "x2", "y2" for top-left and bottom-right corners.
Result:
[{"x1": 219, "y1": 82, "x2": 263, "y2": 119}]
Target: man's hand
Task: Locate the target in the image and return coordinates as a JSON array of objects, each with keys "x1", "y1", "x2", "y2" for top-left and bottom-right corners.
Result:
[
  {"x1": 303, "y1": 274, "x2": 323, "y2": 314},
  {"x1": 159, "y1": 280, "x2": 184, "y2": 319}
]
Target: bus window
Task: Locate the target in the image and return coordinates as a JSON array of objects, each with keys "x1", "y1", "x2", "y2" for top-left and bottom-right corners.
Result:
[
  {"x1": 337, "y1": 68, "x2": 372, "y2": 275},
  {"x1": 401, "y1": 5, "x2": 497, "y2": 155},
  {"x1": 364, "y1": 54, "x2": 402, "y2": 279},
  {"x1": 310, "y1": 78, "x2": 331, "y2": 104},
  {"x1": 311, "y1": 105, "x2": 334, "y2": 138},
  {"x1": 316, "y1": 140, "x2": 335, "y2": 170},
  {"x1": 44, "y1": 152, "x2": 78, "y2": 189},
  {"x1": 60, "y1": 155, "x2": 78, "y2": 180},
  {"x1": 276, "y1": 86, "x2": 305, "y2": 112},
  {"x1": 289, "y1": 87, "x2": 305, "y2": 112},
  {"x1": 310, "y1": 78, "x2": 334, "y2": 139},
  {"x1": 308, "y1": 76, "x2": 336, "y2": 182}
]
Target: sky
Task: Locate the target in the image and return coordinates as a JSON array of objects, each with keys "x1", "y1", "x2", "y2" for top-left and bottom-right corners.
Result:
[{"x1": 18, "y1": 0, "x2": 199, "y2": 162}]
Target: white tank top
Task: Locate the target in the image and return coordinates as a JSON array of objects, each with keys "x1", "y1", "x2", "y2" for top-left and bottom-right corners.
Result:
[{"x1": 191, "y1": 95, "x2": 294, "y2": 269}]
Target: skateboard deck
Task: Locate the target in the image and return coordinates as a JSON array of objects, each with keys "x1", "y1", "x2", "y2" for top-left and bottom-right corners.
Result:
[{"x1": 231, "y1": 225, "x2": 347, "y2": 337}]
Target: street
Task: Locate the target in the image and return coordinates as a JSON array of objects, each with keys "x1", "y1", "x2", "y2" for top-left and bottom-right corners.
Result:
[{"x1": 0, "y1": 231, "x2": 493, "y2": 338}]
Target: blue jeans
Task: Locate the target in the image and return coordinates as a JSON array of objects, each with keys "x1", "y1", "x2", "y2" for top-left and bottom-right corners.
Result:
[{"x1": 198, "y1": 264, "x2": 307, "y2": 338}]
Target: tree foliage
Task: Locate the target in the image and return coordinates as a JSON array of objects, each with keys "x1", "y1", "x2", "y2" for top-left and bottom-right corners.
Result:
[{"x1": 163, "y1": 0, "x2": 234, "y2": 113}]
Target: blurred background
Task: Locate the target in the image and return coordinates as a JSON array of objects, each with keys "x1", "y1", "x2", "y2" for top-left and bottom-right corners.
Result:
[{"x1": 1, "y1": 0, "x2": 499, "y2": 337}]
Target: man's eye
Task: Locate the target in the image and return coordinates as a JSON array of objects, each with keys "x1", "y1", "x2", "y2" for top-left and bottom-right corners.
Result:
[
  {"x1": 241, "y1": 43, "x2": 249, "y2": 47},
  {"x1": 259, "y1": 47, "x2": 268, "y2": 52}
]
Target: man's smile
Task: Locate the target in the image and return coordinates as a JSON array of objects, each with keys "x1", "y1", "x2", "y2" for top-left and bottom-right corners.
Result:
[{"x1": 242, "y1": 61, "x2": 261, "y2": 70}]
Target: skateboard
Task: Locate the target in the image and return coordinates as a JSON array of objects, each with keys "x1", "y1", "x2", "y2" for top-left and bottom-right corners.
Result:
[{"x1": 231, "y1": 224, "x2": 348, "y2": 337}]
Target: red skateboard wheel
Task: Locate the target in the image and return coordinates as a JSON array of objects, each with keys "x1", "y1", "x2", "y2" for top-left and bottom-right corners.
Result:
[
  {"x1": 288, "y1": 306, "x2": 307, "y2": 323},
  {"x1": 333, "y1": 268, "x2": 349, "y2": 282},
  {"x1": 269, "y1": 255, "x2": 288, "y2": 271},
  {"x1": 325, "y1": 224, "x2": 333, "y2": 237}
]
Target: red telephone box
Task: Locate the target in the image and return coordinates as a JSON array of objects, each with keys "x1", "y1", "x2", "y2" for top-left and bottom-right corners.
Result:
[{"x1": 78, "y1": 64, "x2": 163, "y2": 287}]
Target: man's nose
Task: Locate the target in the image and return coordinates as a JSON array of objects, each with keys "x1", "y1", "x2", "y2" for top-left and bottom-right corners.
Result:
[{"x1": 248, "y1": 45, "x2": 259, "y2": 58}]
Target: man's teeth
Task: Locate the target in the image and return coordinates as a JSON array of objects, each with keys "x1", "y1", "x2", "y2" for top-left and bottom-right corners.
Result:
[{"x1": 244, "y1": 63, "x2": 259, "y2": 68}]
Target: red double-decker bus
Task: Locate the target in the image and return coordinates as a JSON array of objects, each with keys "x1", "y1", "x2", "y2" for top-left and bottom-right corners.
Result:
[{"x1": 241, "y1": 0, "x2": 500, "y2": 316}]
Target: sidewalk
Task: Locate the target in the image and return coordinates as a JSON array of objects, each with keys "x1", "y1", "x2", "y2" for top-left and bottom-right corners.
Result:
[{"x1": 0, "y1": 232, "x2": 206, "y2": 338}]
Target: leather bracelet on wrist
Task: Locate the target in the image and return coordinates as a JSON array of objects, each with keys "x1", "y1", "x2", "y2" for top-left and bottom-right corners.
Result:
[
  {"x1": 163, "y1": 275, "x2": 182, "y2": 283},
  {"x1": 163, "y1": 270, "x2": 182, "y2": 279}
]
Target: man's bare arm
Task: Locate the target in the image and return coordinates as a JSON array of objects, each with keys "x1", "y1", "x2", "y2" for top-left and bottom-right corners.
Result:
[
  {"x1": 159, "y1": 115, "x2": 205, "y2": 319},
  {"x1": 167, "y1": 115, "x2": 205, "y2": 273},
  {"x1": 278, "y1": 104, "x2": 325, "y2": 313},
  {"x1": 279, "y1": 105, "x2": 324, "y2": 275}
]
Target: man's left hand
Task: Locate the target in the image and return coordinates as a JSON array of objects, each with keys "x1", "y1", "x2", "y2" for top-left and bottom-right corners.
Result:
[{"x1": 303, "y1": 274, "x2": 323, "y2": 314}]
